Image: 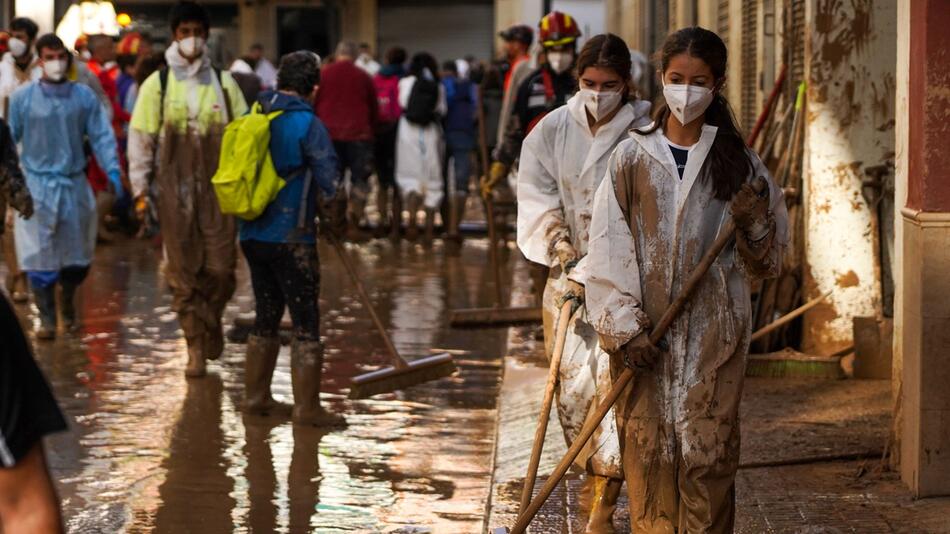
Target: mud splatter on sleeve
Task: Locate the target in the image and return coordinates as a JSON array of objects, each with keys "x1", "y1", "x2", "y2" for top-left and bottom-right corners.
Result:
[
  {"x1": 516, "y1": 119, "x2": 569, "y2": 267},
  {"x1": 581, "y1": 149, "x2": 651, "y2": 353}
]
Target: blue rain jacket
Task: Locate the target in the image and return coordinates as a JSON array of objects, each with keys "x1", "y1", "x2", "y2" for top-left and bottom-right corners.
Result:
[
  {"x1": 239, "y1": 91, "x2": 338, "y2": 244},
  {"x1": 8, "y1": 81, "x2": 119, "y2": 271}
]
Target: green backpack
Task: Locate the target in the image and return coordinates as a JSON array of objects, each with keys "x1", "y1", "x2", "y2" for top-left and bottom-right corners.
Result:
[{"x1": 211, "y1": 101, "x2": 285, "y2": 220}]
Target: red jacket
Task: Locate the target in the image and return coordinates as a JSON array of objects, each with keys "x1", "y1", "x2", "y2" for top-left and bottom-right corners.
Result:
[{"x1": 314, "y1": 60, "x2": 378, "y2": 142}]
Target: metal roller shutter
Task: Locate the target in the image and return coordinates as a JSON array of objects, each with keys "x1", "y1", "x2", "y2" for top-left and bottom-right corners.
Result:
[{"x1": 377, "y1": 0, "x2": 494, "y2": 63}]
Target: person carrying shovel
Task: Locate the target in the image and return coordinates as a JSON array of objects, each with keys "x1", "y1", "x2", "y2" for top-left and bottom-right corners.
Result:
[
  {"x1": 573, "y1": 27, "x2": 788, "y2": 532},
  {"x1": 516, "y1": 33, "x2": 652, "y2": 532}
]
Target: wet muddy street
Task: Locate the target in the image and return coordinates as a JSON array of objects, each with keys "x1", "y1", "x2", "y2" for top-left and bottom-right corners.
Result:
[{"x1": 18, "y1": 236, "x2": 513, "y2": 533}]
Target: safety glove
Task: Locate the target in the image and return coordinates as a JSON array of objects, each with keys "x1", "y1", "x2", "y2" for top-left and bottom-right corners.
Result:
[
  {"x1": 622, "y1": 332, "x2": 662, "y2": 370},
  {"x1": 553, "y1": 238, "x2": 579, "y2": 274},
  {"x1": 108, "y1": 169, "x2": 129, "y2": 204},
  {"x1": 730, "y1": 177, "x2": 771, "y2": 239},
  {"x1": 9, "y1": 185, "x2": 32, "y2": 219},
  {"x1": 479, "y1": 161, "x2": 508, "y2": 200}
]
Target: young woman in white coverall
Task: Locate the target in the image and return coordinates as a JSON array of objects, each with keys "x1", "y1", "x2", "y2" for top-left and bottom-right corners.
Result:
[
  {"x1": 516, "y1": 33, "x2": 652, "y2": 532},
  {"x1": 573, "y1": 27, "x2": 789, "y2": 532}
]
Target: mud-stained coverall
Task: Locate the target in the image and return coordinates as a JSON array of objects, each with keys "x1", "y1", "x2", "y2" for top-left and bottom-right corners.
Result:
[
  {"x1": 516, "y1": 94, "x2": 652, "y2": 478},
  {"x1": 575, "y1": 124, "x2": 788, "y2": 532},
  {"x1": 128, "y1": 54, "x2": 248, "y2": 355}
]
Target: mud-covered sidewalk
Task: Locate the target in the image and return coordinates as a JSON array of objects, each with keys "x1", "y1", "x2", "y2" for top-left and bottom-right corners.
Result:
[{"x1": 487, "y1": 322, "x2": 950, "y2": 533}]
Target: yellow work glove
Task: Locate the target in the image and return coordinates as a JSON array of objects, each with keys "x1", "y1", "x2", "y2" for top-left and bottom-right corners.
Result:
[
  {"x1": 480, "y1": 161, "x2": 509, "y2": 200},
  {"x1": 134, "y1": 194, "x2": 150, "y2": 223}
]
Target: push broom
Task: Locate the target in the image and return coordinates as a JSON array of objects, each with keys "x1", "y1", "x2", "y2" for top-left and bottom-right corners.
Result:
[
  {"x1": 326, "y1": 233, "x2": 458, "y2": 399},
  {"x1": 494, "y1": 178, "x2": 768, "y2": 533},
  {"x1": 449, "y1": 87, "x2": 542, "y2": 328}
]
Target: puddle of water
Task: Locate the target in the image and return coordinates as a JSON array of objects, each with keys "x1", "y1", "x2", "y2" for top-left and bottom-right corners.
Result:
[{"x1": 17, "y1": 237, "x2": 512, "y2": 533}]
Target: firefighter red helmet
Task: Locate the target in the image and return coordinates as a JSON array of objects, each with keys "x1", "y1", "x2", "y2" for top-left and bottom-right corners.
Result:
[{"x1": 539, "y1": 11, "x2": 581, "y2": 48}]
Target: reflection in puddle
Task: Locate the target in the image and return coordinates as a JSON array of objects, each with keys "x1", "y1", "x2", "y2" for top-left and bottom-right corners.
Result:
[{"x1": 15, "y1": 238, "x2": 510, "y2": 533}]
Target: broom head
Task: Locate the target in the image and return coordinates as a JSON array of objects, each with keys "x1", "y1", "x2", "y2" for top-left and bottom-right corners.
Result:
[{"x1": 348, "y1": 353, "x2": 458, "y2": 399}]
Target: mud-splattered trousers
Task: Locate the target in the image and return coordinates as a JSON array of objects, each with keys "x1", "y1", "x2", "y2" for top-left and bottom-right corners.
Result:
[
  {"x1": 154, "y1": 123, "x2": 236, "y2": 350},
  {"x1": 241, "y1": 241, "x2": 320, "y2": 341},
  {"x1": 577, "y1": 125, "x2": 788, "y2": 533},
  {"x1": 516, "y1": 95, "x2": 653, "y2": 478}
]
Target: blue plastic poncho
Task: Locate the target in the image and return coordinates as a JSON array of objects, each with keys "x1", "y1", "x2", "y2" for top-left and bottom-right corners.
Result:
[{"x1": 8, "y1": 80, "x2": 119, "y2": 272}]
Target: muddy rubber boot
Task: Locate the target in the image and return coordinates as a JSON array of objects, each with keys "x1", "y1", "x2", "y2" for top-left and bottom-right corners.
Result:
[
  {"x1": 405, "y1": 193, "x2": 422, "y2": 240},
  {"x1": 584, "y1": 475, "x2": 623, "y2": 534},
  {"x1": 290, "y1": 339, "x2": 346, "y2": 427},
  {"x1": 59, "y1": 280, "x2": 80, "y2": 333},
  {"x1": 346, "y1": 196, "x2": 369, "y2": 242},
  {"x1": 423, "y1": 208, "x2": 436, "y2": 243},
  {"x1": 205, "y1": 323, "x2": 224, "y2": 361},
  {"x1": 446, "y1": 193, "x2": 465, "y2": 243},
  {"x1": 32, "y1": 284, "x2": 57, "y2": 341},
  {"x1": 185, "y1": 336, "x2": 207, "y2": 378},
  {"x1": 374, "y1": 187, "x2": 390, "y2": 238},
  {"x1": 244, "y1": 335, "x2": 292, "y2": 416},
  {"x1": 96, "y1": 191, "x2": 117, "y2": 243}
]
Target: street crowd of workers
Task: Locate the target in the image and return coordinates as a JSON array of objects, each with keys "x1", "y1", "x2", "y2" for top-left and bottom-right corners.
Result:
[{"x1": 0, "y1": 1, "x2": 787, "y2": 532}]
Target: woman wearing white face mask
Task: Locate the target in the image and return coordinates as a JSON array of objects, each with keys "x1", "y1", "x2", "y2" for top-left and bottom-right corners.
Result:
[
  {"x1": 575, "y1": 27, "x2": 789, "y2": 532},
  {"x1": 516, "y1": 33, "x2": 651, "y2": 532}
]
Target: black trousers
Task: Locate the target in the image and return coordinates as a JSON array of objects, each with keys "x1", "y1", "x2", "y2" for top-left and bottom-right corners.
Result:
[{"x1": 241, "y1": 240, "x2": 320, "y2": 341}]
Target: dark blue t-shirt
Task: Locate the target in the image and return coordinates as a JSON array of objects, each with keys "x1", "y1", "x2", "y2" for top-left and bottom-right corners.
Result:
[{"x1": 669, "y1": 144, "x2": 689, "y2": 179}]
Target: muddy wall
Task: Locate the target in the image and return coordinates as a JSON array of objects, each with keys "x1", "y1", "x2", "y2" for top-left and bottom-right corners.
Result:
[{"x1": 801, "y1": 0, "x2": 896, "y2": 354}]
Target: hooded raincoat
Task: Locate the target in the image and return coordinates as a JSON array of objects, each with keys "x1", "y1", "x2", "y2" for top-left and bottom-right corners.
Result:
[
  {"x1": 574, "y1": 124, "x2": 788, "y2": 532},
  {"x1": 395, "y1": 75, "x2": 447, "y2": 209},
  {"x1": 127, "y1": 43, "x2": 248, "y2": 351},
  {"x1": 516, "y1": 94, "x2": 652, "y2": 478},
  {"x1": 8, "y1": 81, "x2": 118, "y2": 273}
]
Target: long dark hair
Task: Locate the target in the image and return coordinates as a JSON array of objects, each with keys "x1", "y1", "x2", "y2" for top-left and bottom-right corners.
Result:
[
  {"x1": 409, "y1": 52, "x2": 440, "y2": 81},
  {"x1": 574, "y1": 33, "x2": 633, "y2": 100},
  {"x1": 637, "y1": 27, "x2": 751, "y2": 200}
]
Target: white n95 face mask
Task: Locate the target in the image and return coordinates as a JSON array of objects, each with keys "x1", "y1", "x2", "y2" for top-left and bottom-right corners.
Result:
[
  {"x1": 663, "y1": 82, "x2": 714, "y2": 125},
  {"x1": 547, "y1": 51, "x2": 573, "y2": 74},
  {"x1": 178, "y1": 36, "x2": 205, "y2": 59},
  {"x1": 579, "y1": 88, "x2": 623, "y2": 121},
  {"x1": 8, "y1": 38, "x2": 27, "y2": 58},
  {"x1": 43, "y1": 59, "x2": 66, "y2": 81}
]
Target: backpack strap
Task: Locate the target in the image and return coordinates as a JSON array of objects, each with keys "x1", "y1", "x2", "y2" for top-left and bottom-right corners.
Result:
[
  {"x1": 541, "y1": 69, "x2": 555, "y2": 103},
  {"x1": 159, "y1": 67, "x2": 169, "y2": 128},
  {"x1": 213, "y1": 67, "x2": 232, "y2": 123}
]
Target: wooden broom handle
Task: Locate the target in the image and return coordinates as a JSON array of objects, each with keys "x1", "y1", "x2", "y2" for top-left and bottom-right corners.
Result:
[
  {"x1": 328, "y1": 235, "x2": 408, "y2": 369},
  {"x1": 519, "y1": 299, "x2": 576, "y2": 514}
]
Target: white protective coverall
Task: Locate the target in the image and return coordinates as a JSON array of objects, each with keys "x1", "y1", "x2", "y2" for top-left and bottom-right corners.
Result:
[
  {"x1": 574, "y1": 123, "x2": 788, "y2": 532},
  {"x1": 395, "y1": 75, "x2": 447, "y2": 209},
  {"x1": 516, "y1": 93, "x2": 652, "y2": 478}
]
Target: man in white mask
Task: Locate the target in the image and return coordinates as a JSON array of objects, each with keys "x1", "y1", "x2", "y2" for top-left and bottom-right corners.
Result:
[
  {"x1": 7, "y1": 34, "x2": 121, "y2": 340},
  {"x1": 0, "y1": 17, "x2": 41, "y2": 304},
  {"x1": 128, "y1": 0, "x2": 248, "y2": 377}
]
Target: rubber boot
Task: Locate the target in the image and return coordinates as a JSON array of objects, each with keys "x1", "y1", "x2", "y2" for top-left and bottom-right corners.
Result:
[
  {"x1": 405, "y1": 193, "x2": 422, "y2": 240},
  {"x1": 346, "y1": 195, "x2": 369, "y2": 242},
  {"x1": 584, "y1": 475, "x2": 623, "y2": 534},
  {"x1": 205, "y1": 322, "x2": 224, "y2": 361},
  {"x1": 447, "y1": 193, "x2": 466, "y2": 243},
  {"x1": 32, "y1": 284, "x2": 57, "y2": 340},
  {"x1": 290, "y1": 339, "x2": 346, "y2": 427},
  {"x1": 96, "y1": 190, "x2": 117, "y2": 243},
  {"x1": 423, "y1": 208, "x2": 436, "y2": 243},
  {"x1": 244, "y1": 335, "x2": 292, "y2": 416},
  {"x1": 185, "y1": 335, "x2": 207, "y2": 378},
  {"x1": 59, "y1": 279, "x2": 80, "y2": 333},
  {"x1": 374, "y1": 187, "x2": 390, "y2": 238}
]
